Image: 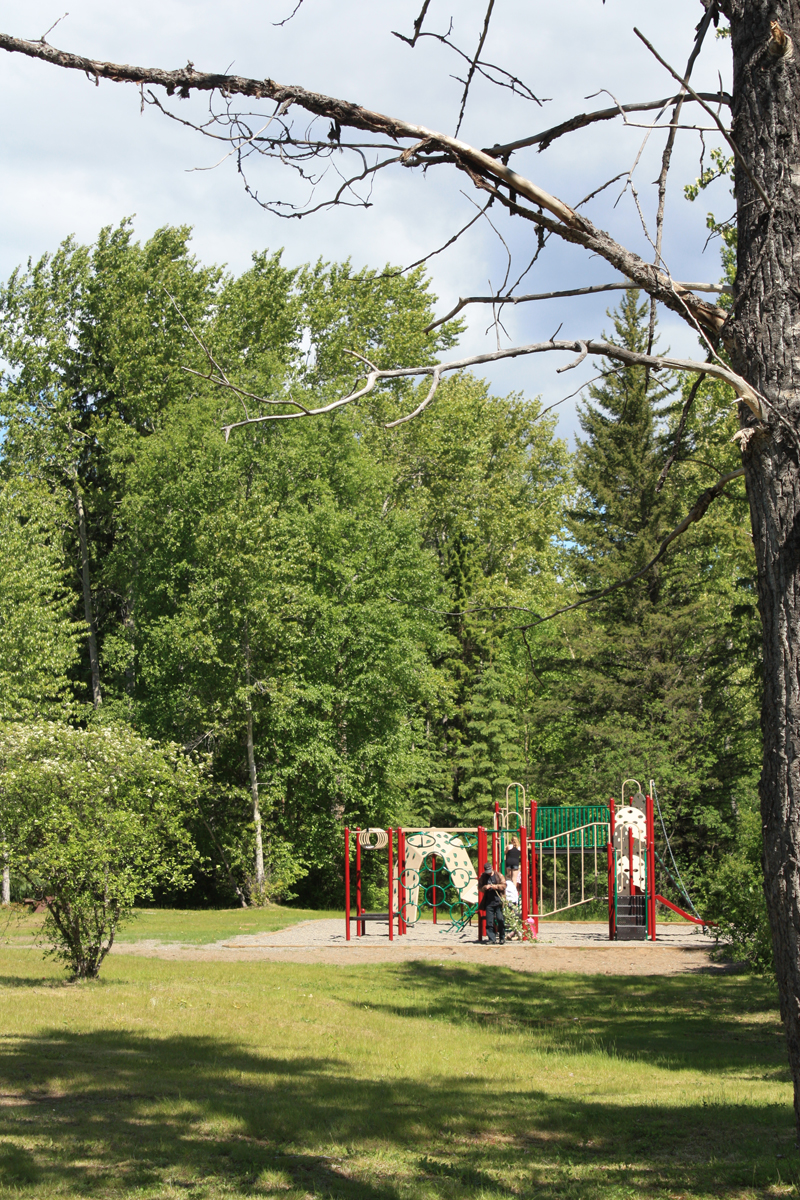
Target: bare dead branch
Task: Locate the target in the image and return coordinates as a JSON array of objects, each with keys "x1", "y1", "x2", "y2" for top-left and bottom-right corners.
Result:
[
  {"x1": 272, "y1": 0, "x2": 307, "y2": 25},
  {"x1": 0, "y1": 30, "x2": 730, "y2": 339},
  {"x1": 394, "y1": 195, "x2": 492, "y2": 277},
  {"x1": 392, "y1": 1, "x2": 433, "y2": 48},
  {"x1": 164, "y1": 287, "x2": 314, "y2": 418},
  {"x1": 533, "y1": 373, "x2": 606, "y2": 423},
  {"x1": 214, "y1": 338, "x2": 762, "y2": 440},
  {"x1": 37, "y1": 12, "x2": 69, "y2": 45},
  {"x1": 455, "y1": 0, "x2": 496, "y2": 136},
  {"x1": 484, "y1": 92, "x2": 730, "y2": 159},
  {"x1": 394, "y1": 3, "x2": 543, "y2": 108},
  {"x1": 633, "y1": 27, "x2": 771, "y2": 209},
  {"x1": 424, "y1": 280, "x2": 727, "y2": 334},
  {"x1": 646, "y1": 3, "x2": 716, "y2": 388},
  {"x1": 656, "y1": 371, "x2": 707, "y2": 493},
  {"x1": 518, "y1": 468, "x2": 746, "y2": 631}
]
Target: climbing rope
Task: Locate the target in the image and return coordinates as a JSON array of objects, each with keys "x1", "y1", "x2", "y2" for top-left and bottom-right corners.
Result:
[{"x1": 652, "y1": 784, "x2": 702, "y2": 919}]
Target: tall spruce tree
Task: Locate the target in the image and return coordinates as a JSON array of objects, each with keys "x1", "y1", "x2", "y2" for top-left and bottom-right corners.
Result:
[
  {"x1": 569, "y1": 290, "x2": 676, "y2": 603},
  {"x1": 527, "y1": 292, "x2": 759, "y2": 880}
]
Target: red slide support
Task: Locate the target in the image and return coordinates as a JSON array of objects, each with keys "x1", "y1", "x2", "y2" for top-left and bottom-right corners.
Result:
[
  {"x1": 432, "y1": 854, "x2": 437, "y2": 924},
  {"x1": 655, "y1": 894, "x2": 716, "y2": 926}
]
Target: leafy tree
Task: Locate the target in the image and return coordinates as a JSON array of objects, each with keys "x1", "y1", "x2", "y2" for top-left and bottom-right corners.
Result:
[
  {"x1": 0, "y1": 721, "x2": 202, "y2": 978},
  {"x1": 112, "y1": 387, "x2": 446, "y2": 903},
  {"x1": 0, "y1": 222, "x2": 222, "y2": 708},
  {"x1": 0, "y1": 480, "x2": 81, "y2": 723},
  {"x1": 383, "y1": 374, "x2": 570, "y2": 822},
  {"x1": 0, "y1": 479, "x2": 83, "y2": 904}
]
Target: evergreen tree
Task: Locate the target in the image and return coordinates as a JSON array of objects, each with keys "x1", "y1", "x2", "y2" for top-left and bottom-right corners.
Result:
[
  {"x1": 569, "y1": 289, "x2": 677, "y2": 600},
  {"x1": 525, "y1": 292, "x2": 759, "y2": 881}
]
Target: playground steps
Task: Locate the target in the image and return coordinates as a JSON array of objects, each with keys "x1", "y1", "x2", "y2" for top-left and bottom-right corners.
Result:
[{"x1": 616, "y1": 895, "x2": 646, "y2": 941}]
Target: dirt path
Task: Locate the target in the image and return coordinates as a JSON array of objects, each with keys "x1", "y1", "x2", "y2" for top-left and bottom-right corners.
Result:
[{"x1": 111, "y1": 919, "x2": 731, "y2": 975}]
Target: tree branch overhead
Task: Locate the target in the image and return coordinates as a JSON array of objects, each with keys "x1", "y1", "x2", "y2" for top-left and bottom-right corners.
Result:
[{"x1": 0, "y1": 30, "x2": 729, "y2": 341}]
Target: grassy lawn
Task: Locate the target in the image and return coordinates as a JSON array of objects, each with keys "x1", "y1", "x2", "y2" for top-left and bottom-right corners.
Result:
[
  {"x1": 0, "y1": 906, "x2": 339, "y2": 946},
  {"x1": 0, "y1": 939, "x2": 794, "y2": 1199}
]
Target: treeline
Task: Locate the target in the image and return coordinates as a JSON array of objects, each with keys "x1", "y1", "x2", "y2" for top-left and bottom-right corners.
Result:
[{"x1": 0, "y1": 222, "x2": 761, "y2": 921}]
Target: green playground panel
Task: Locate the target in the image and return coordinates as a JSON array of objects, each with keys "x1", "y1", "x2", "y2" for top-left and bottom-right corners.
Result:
[
  {"x1": 399, "y1": 830, "x2": 480, "y2": 930},
  {"x1": 534, "y1": 805, "x2": 611, "y2": 848}
]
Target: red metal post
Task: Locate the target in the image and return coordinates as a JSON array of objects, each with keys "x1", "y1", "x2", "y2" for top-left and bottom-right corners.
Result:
[
  {"x1": 432, "y1": 854, "x2": 437, "y2": 924},
  {"x1": 477, "y1": 826, "x2": 487, "y2": 942},
  {"x1": 398, "y1": 828, "x2": 406, "y2": 935},
  {"x1": 646, "y1": 793, "x2": 656, "y2": 940},
  {"x1": 345, "y1": 826, "x2": 351, "y2": 942},
  {"x1": 520, "y1": 826, "x2": 529, "y2": 925},
  {"x1": 355, "y1": 828, "x2": 362, "y2": 937},
  {"x1": 529, "y1": 800, "x2": 538, "y2": 920},
  {"x1": 608, "y1": 797, "x2": 616, "y2": 940},
  {"x1": 387, "y1": 828, "x2": 394, "y2": 941}
]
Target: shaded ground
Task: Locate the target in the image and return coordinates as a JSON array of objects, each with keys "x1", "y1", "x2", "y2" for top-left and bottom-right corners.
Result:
[{"x1": 0, "y1": 950, "x2": 790, "y2": 1199}]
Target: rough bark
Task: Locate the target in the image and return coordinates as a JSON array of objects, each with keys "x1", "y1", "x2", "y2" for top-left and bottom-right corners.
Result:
[
  {"x1": 726, "y1": 0, "x2": 800, "y2": 1138},
  {"x1": 74, "y1": 489, "x2": 102, "y2": 709},
  {"x1": 1, "y1": 860, "x2": 9, "y2": 906}
]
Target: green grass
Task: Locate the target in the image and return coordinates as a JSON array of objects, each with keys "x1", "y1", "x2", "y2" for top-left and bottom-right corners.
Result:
[
  {"x1": 0, "y1": 905, "x2": 339, "y2": 946},
  {"x1": 0, "y1": 935, "x2": 794, "y2": 1199}
]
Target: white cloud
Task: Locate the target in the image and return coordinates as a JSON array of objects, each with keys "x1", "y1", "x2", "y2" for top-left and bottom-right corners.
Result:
[{"x1": 0, "y1": 0, "x2": 732, "y2": 441}]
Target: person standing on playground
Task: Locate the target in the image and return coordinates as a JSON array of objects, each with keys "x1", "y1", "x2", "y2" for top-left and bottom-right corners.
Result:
[
  {"x1": 478, "y1": 861, "x2": 506, "y2": 945},
  {"x1": 505, "y1": 836, "x2": 521, "y2": 886}
]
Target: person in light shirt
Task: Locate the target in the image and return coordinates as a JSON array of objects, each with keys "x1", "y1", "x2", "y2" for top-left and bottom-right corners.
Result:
[{"x1": 505, "y1": 873, "x2": 519, "y2": 904}]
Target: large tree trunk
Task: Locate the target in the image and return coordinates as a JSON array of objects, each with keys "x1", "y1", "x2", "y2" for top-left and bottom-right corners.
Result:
[{"x1": 728, "y1": 0, "x2": 800, "y2": 1137}]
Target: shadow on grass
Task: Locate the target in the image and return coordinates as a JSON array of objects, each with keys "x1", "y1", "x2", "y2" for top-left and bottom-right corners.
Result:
[
  {"x1": 0, "y1": 1019, "x2": 794, "y2": 1199},
  {"x1": 343, "y1": 961, "x2": 787, "y2": 1075}
]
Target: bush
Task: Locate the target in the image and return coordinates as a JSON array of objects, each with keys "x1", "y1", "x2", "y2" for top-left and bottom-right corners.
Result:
[
  {"x1": 701, "y1": 804, "x2": 774, "y2": 974},
  {"x1": 245, "y1": 836, "x2": 307, "y2": 906},
  {"x1": 0, "y1": 720, "x2": 202, "y2": 978}
]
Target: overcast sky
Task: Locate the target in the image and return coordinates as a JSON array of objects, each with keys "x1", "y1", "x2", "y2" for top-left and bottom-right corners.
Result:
[{"x1": 0, "y1": 0, "x2": 732, "y2": 442}]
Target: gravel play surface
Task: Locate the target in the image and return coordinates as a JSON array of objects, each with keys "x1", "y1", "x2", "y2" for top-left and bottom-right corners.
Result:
[{"x1": 111, "y1": 918, "x2": 727, "y2": 975}]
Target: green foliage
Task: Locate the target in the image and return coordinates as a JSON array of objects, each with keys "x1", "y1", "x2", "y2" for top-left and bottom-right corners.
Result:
[
  {"x1": 521, "y1": 291, "x2": 760, "y2": 887},
  {"x1": 684, "y1": 147, "x2": 736, "y2": 280},
  {"x1": 701, "y1": 801, "x2": 773, "y2": 973},
  {"x1": 384, "y1": 374, "x2": 570, "y2": 821},
  {"x1": 0, "y1": 481, "x2": 81, "y2": 720},
  {"x1": 246, "y1": 836, "x2": 308, "y2": 906},
  {"x1": 0, "y1": 721, "x2": 202, "y2": 977},
  {"x1": 0, "y1": 221, "x2": 762, "y2": 918},
  {"x1": 501, "y1": 898, "x2": 534, "y2": 941}
]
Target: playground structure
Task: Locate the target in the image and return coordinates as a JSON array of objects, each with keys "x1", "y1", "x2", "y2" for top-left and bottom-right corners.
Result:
[{"x1": 344, "y1": 780, "x2": 708, "y2": 942}]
